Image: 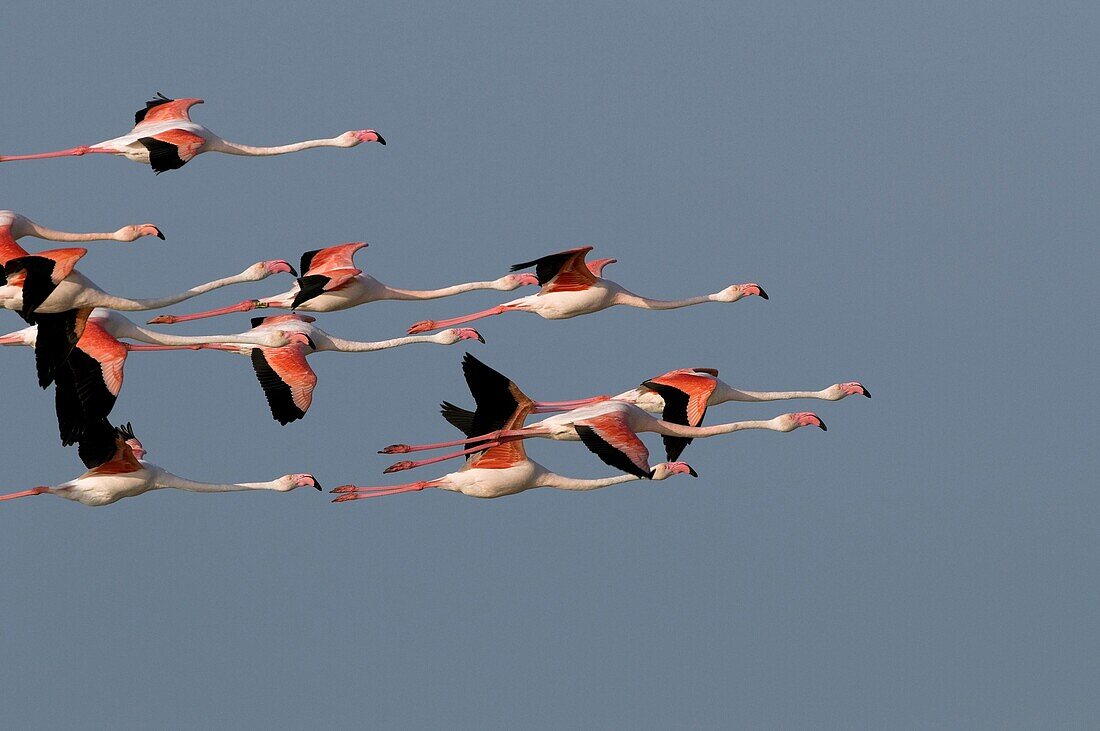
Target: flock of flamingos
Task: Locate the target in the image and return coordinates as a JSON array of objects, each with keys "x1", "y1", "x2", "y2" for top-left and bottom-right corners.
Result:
[{"x1": 0, "y1": 95, "x2": 869, "y2": 506}]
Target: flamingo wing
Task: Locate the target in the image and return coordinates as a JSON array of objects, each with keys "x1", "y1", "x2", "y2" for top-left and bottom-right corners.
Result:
[
  {"x1": 4, "y1": 248, "x2": 88, "y2": 318},
  {"x1": 574, "y1": 413, "x2": 652, "y2": 478},
  {"x1": 138, "y1": 129, "x2": 205, "y2": 174},
  {"x1": 250, "y1": 313, "x2": 317, "y2": 329},
  {"x1": 299, "y1": 243, "x2": 368, "y2": 278},
  {"x1": 133, "y1": 94, "x2": 200, "y2": 126},
  {"x1": 0, "y1": 224, "x2": 29, "y2": 273},
  {"x1": 28, "y1": 308, "x2": 93, "y2": 388},
  {"x1": 249, "y1": 345, "x2": 317, "y2": 425},
  {"x1": 510, "y1": 246, "x2": 597, "y2": 293},
  {"x1": 77, "y1": 418, "x2": 143, "y2": 474},
  {"x1": 641, "y1": 374, "x2": 717, "y2": 461},
  {"x1": 54, "y1": 322, "x2": 128, "y2": 444}
]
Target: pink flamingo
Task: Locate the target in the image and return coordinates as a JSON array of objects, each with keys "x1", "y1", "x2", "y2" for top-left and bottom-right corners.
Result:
[
  {"x1": 0, "y1": 94, "x2": 384, "y2": 174},
  {"x1": 0, "y1": 314, "x2": 303, "y2": 444},
  {"x1": 406, "y1": 246, "x2": 767, "y2": 334},
  {"x1": 148, "y1": 242, "x2": 540, "y2": 324},
  {"x1": 380, "y1": 354, "x2": 826, "y2": 478},
  {"x1": 1, "y1": 212, "x2": 163, "y2": 266},
  {"x1": 0, "y1": 420, "x2": 320, "y2": 507},
  {"x1": 0, "y1": 255, "x2": 295, "y2": 387},
  {"x1": 185, "y1": 314, "x2": 485, "y2": 425},
  {"x1": 334, "y1": 374, "x2": 695, "y2": 501}
]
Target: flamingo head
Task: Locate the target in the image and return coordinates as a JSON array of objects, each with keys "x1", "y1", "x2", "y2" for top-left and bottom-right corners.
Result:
[
  {"x1": 715, "y1": 282, "x2": 768, "y2": 302},
  {"x1": 115, "y1": 224, "x2": 165, "y2": 242},
  {"x1": 284, "y1": 331, "x2": 317, "y2": 350},
  {"x1": 441, "y1": 328, "x2": 485, "y2": 344},
  {"x1": 829, "y1": 381, "x2": 871, "y2": 400},
  {"x1": 650, "y1": 462, "x2": 699, "y2": 480},
  {"x1": 282, "y1": 473, "x2": 322, "y2": 492},
  {"x1": 0, "y1": 325, "x2": 37, "y2": 347},
  {"x1": 251, "y1": 260, "x2": 298, "y2": 279},
  {"x1": 587, "y1": 258, "x2": 618, "y2": 277},
  {"x1": 344, "y1": 129, "x2": 386, "y2": 146},
  {"x1": 117, "y1": 422, "x2": 146, "y2": 460},
  {"x1": 778, "y1": 412, "x2": 827, "y2": 432},
  {"x1": 496, "y1": 272, "x2": 540, "y2": 289}
]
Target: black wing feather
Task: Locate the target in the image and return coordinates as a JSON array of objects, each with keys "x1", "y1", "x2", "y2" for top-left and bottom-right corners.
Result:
[
  {"x1": 134, "y1": 93, "x2": 173, "y2": 125},
  {"x1": 4, "y1": 255, "x2": 58, "y2": 319},
  {"x1": 509, "y1": 251, "x2": 576, "y2": 287},
  {"x1": 76, "y1": 417, "x2": 121, "y2": 469},
  {"x1": 575, "y1": 424, "x2": 650, "y2": 479},
  {"x1": 138, "y1": 137, "x2": 187, "y2": 174},
  {"x1": 290, "y1": 275, "x2": 330, "y2": 310},
  {"x1": 299, "y1": 249, "x2": 322, "y2": 277},
  {"x1": 641, "y1": 379, "x2": 705, "y2": 461},
  {"x1": 249, "y1": 348, "x2": 306, "y2": 425},
  {"x1": 30, "y1": 310, "x2": 83, "y2": 388}
]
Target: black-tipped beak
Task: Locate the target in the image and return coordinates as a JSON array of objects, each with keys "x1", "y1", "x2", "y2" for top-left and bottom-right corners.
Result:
[
  {"x1": 818, "y1": 420, "x2": 828, "y2": 431},
  {"x1": 305, "y1": 335, "x2": 317, "y2": 350},
  {"x1": 312, "y1": 477, "x2": 322, "y2": 491},
  {"x1": 376, "y1": 133, "x2": 387, "y2": 145},
  {"x1": 476, "y1": 332, "x2": 486, "y2": 344},
  {"x1": 757, "y1": 287, "x2": 769, "y2": 300},
  {"x1": 288, "y1": 264, "x2": 299, "y2": 277},
  {"x1": 155, "y1": 227, "x2": 165, "y2": 240},
  {"x1": 862, "y1": 387, "x2": 871, "y2": 398},
  {"x1": 688, "y1": 466, "x2": 699, "y2": 477}
]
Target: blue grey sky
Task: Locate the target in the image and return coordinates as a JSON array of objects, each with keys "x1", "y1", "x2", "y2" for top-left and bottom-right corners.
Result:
[{"x1": 1, "y1": 1, "x2": 1096, "y2": 727}]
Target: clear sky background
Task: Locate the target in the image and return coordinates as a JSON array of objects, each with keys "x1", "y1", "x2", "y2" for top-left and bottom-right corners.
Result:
[{"x1": 1, "y1": 1, "x2": 1096, "y2": 727}]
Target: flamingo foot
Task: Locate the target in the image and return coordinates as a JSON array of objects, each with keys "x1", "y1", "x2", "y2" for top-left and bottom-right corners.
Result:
[
  {"x1": 379, "y1": 444, "x2": 411, "y2": 454},
  {"x1": 408, "y1": 320, "x2": 436, "y2": 334},
  {"x1": 383, "y1": 461, "x2": 416, "y2": 474}
]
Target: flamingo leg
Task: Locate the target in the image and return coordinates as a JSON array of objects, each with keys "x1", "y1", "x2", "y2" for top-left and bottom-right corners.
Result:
[
  {"x1": 380, "y1": 428, "x2": 538, "y2": 454},
  {"x1": 331, "y1": 481, "x2": 438, "y2": 502},
  {"x1": 0, "y1": 487, "x2": 50, "y2": 502},
  {"x1": 407, "y1": 305, "x2": 514, "y2": 334},
  {"x1": 125, "y1": 343, "x2": 205, "y2": 352},
  {"x1": 147, "y1": 299, "x2": 272, "y2": 325},
  {"x1": 0, "y1": 146, "x2": 116, "y2": 162},
  {"x1": 384, "y1": 436, "x2": 536, "y2": 473}
]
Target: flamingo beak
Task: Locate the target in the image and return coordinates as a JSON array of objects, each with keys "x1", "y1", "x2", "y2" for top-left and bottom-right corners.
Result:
[
  {"x1": 687, "y1": 466, "x2": 698, "y2": 477},
  {"x1": 861, "y1": 386, "x2": 872, "y2": 398},
  {"x1": 756, "y1": 286, "x2": 769, "y2": 300},
  {"x1": 154, "y1": 227, "x2": 165, "y2": 240}
]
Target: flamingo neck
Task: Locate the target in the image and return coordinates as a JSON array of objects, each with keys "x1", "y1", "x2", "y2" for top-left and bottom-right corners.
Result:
[
  {"x1": 210, "y1": 137, "x2": 344, "y2": 157},
  {"x1": 376, "y1": 280, "x2": 502, "y2": 301},
  {"x1": 323, "y1": 333, "x2": 451, "y2": 352},
  {"x1": 612, "y1": 288, "x2": 714, "y2": 310},
  {"x1": 538, "y1": 472, "x2": 639, "y2": 491},
  {"x1": 95, "y1": 269, "x2": 261, "y2": 311},
  {"x1": 654, "y1": 417, "x2": 784, "y2": 438},
  {"x1": 153, "y1": 470, "x2": 285, "y2": 493},
  {"x1": 713, "y1": 383, "x2": 830, "y2": 403}
]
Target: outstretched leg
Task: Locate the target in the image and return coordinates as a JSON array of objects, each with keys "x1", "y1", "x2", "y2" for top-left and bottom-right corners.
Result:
[
  {"x1": 407, "y1": 305, "x2": 516, "y2": 334},
  {"x1": 0, "y1": 487, "x2": 51, "y2": 502},
  {"x1": 148, "y1": 298, "x2": 280, "y2": 325},
  {"x1": 0, "y1": 146, "x2": 116, "y2": 162},
  {"x1": 532, "y1": 396, "x2": 610, "y2": 413},
  {"x1": 331, "y1": 480, "x2": 438, "y2": 502},
  {"x1": 380, "y1": 428, "x2": 539, "y2": 454}
]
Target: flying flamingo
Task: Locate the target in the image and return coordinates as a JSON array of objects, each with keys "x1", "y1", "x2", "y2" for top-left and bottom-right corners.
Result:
[
  {"x1": 334, "y1": 361, "x2": 695, "y2": 500},
  {"x1": 0, "y1": 420, "x2": 320, "y2": 507},
  {"x1": 184, "y1": 314, "x2": 485, "y2": 425},
  {"x1": 1, "y1": 211, "x2": 164, "y2": 267},
  {"x1": 147, "y1": 242, "x2": 539, "y2": 324},
  {"x1": 380, "y1": 354, "x2": 826, "y2": 478},
  {"x1": 0, "y1": 94, "x2": 385, "y2": 174},
  {"x1": 0, "y1": 314, "x2": 303, "y2": 444},
  {"x1": 447, "y1": 367, "x2": 870, "y2": 461},
  {"x1": 406, "y1": 246, "x2": 767, "y2": 334},
  {"x1": 0, "y1": 255, "x2": 295, "y2": 387}
]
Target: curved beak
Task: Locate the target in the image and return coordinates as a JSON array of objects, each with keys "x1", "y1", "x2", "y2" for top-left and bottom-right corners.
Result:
[
  {"x1": 688, "y1": 466, "x2": 699, "y2": 478},
  {"x1": 376, "y1": 133, "x2": 387, "y2": 145},
  {"x1": 756, "y1": 287, "x2": 769, "y2": 300}
]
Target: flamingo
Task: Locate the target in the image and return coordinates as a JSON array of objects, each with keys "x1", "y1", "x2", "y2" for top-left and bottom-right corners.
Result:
[
  {"x1": 0, "y1": 313, "x2": 302, "y2": 444},
  {"x1": 0, "y1": 94, "x2": 385, "y2": 174},
  {"x1": 406, "y1": 246, "x2": 766, "y2": 334},
  {"x1": 428, "y1": 362, "x2": 868, "y2": 461},
  {"x1": 0, "y1": 420, "x2": 320, "y2": 507},
  {"x1": 147, "y1": 242, "x2": 539, "y2": 324},
  {"x1": 184, "y1": 314, "x2": 485, "y2": 425},
  {"x1": 1, "y1": 211, "x2": 164, "y2": 268},
  {"x1": 380, "y1": 354, "x2": 826, "y2": 478},
  {"x1": 0, "y1": 255, "x2": 295, "y2": 387}
]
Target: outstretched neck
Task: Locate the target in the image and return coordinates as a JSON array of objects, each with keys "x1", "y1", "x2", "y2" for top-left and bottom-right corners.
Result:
[
  {"x1": 96, "y1": 269, "x2": 260, "y2": 311},
  {"x1": 613, "y1": 287, "x2": 714, "y2": 310},
  {"x1": 322, "y1": 332, "x2": 452, "y2": 352},
  {"x1": 153, "y1": 469, "x2": 283, "y2": 493},
  {"x1": 11, "y1": 214, "x2": 125, "y2": 242},
  {"x1": 211, "y1": 137, "x2": 344, "y2": 157},
  {"x1": 714, "y1": 384, "x2": 830, "y2": 403},
  {"x1": 654, "y1": 417, "x2": 783, "y2": 438},
  {"x1": 538, "y1": 471, "x2": 639, "y2": 491},
  {"x1": 377, "y1": 280, "x2": 505, "y2": 301}
]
